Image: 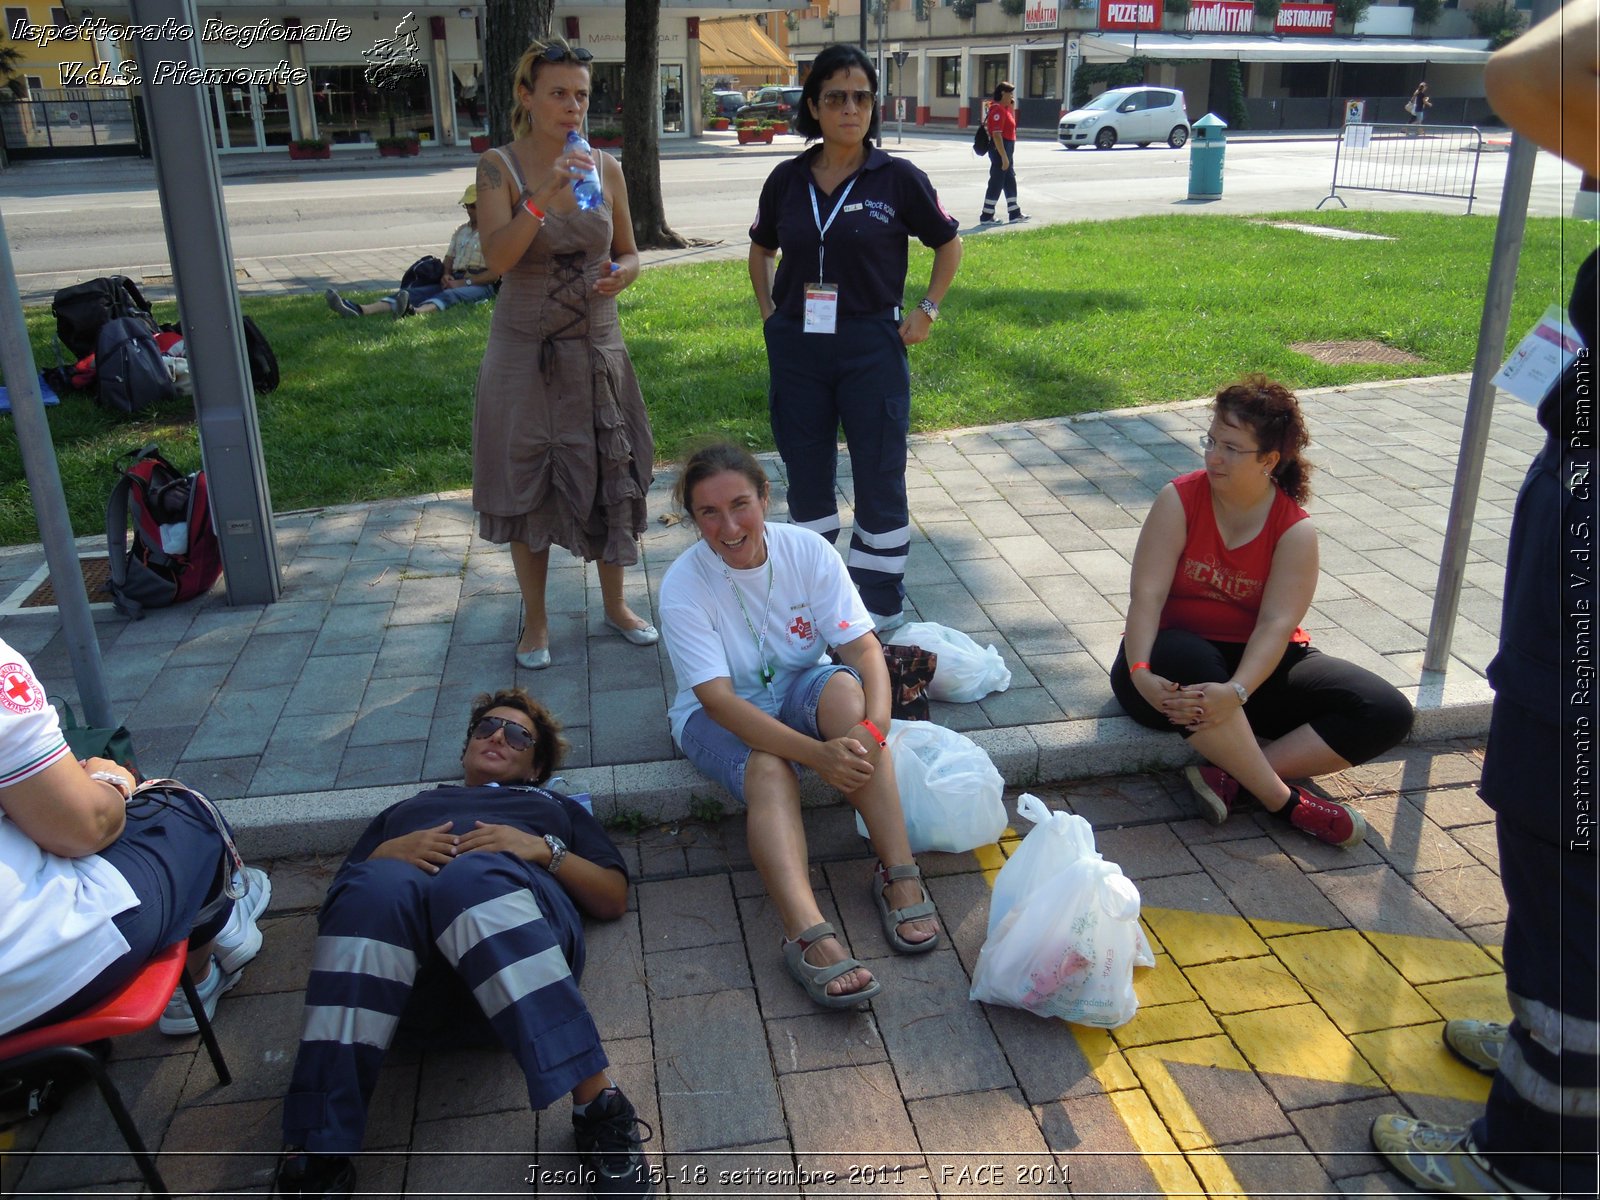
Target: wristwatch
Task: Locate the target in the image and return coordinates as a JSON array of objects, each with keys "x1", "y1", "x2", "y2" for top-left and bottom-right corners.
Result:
[
  {"x1": 1228, "y1": 681, "x2": 1249, "y2": 705},
  {"x1": 90, "y1": 771, "x2": 133, "y2": 802},
  {"x1": 917, "y1": 296, "x2": 940, "y2": 321},
  {"x1": 543, "y1": 833, "x2": 568, "y2": 874}
]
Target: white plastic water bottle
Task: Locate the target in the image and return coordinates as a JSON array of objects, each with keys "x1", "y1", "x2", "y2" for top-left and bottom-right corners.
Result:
[{"x1": 567, "y1": 130, "x2": 603, "y2": 210}]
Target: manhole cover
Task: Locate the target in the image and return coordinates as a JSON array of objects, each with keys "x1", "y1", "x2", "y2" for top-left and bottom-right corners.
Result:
[
  {"x1": 1290, "y1": 340, "x2": 1425, "y2": 366},
  {"x1": 22, "y1": 556, "x2": 111, "y2": 607}
]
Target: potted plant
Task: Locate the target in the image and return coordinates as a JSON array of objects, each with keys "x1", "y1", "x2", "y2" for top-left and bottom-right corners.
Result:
[
  {"x1": 587, "y1": 124, "x2": 623, "y2": 149},
  {"x1": 377, "y1": 135, "x2": 421, "y2": 157},
  {"x1": 737, "y1": 120, "x2": 779, "y2": 145},
  {"x1": 289, "y1": 137, "x2": 330, "y2": 160},
  {"x1": 469, "y1": 133, "x2": 491, "y2": 152},
  {"x1": 708, "y1": 116, "x2": 731, "y2": 131}
]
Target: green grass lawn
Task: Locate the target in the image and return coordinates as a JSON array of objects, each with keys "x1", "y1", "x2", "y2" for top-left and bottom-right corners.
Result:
[{"x1": 1, "y1": 210, "x2": 1587, "y2": 547}]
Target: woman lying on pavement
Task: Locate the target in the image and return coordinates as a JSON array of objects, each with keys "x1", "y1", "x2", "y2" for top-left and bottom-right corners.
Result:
[
  {"x1": 273, "y1": 688, "x2": 650, "y2": 1200},
  {"x1": 1109, "y1": 376, "x2": 1414, "y2": 848},
  {"x1": 0, "y1": 636, "x2": 270, "y2": 1041},
  {"x1": 657, "y1": 442, "x2": 940, "y2": 1012}
]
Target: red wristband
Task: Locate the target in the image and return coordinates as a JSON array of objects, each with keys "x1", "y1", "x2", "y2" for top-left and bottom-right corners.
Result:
[
  {"x1": 523, "y1": 196, "x2": 545, "y2": 220},
  {"x1": 859, "y1": 718, "x2": 888, "y2": 748},
  {"x1": 1130, "y1": 661, "x2": 1152, "y2": 672}
]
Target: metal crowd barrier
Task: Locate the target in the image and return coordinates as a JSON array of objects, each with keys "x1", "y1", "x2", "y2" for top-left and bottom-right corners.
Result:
[{"x1": 1318, "y1": 123, "x2": 1487, "y2": 215}]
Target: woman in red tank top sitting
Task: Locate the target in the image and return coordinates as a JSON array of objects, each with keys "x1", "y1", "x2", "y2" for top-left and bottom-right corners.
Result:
[{"x1": 1109, "y1": 376, "x2": 1414, "y2": 848}]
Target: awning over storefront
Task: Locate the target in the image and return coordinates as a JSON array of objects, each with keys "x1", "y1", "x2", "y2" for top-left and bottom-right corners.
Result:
[
  {"x1": 698, "y1": 18, "x2": 795, "y2": 74},
  {"x1": 1078, "y1": 33, "x2": 1493, "y2": 64}
]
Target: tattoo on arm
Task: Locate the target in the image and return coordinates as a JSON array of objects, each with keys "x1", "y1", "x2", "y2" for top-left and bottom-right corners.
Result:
[{"x1": 480, "y1": 161, "x2": 503, "y2": 191}]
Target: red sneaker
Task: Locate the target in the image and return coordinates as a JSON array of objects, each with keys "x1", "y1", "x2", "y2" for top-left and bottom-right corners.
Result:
[
  {"x1": 1288, "y1": 792, "x2": 1367, "y2": 848},
  {"x1": 1185, "y1": 765, "x2": 1239, "y2": 825}
]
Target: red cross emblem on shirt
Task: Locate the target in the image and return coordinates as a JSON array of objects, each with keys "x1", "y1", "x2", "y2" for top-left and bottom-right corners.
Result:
[
  {"x1": 788, "y1": 615, "x2": 814, "y2": 642},
  {"x1": 1, "y1": 665, "x2": 41, "y2": 713}
]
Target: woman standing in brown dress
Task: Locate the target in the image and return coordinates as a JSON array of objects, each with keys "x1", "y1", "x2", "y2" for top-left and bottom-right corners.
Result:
[{"x1": 474, "y1": 38, "x2": 657, "y2": 670}]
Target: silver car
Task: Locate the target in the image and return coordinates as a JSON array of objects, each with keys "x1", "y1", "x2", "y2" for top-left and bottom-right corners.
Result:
[{"x1": 1058, "y1": 86, "x2": 1190, "y2": 150}]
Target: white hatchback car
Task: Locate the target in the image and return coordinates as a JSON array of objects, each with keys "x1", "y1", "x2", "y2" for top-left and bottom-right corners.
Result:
[{"x1": 1058, "y1": 86, "x2": 1190, "y2": 150}]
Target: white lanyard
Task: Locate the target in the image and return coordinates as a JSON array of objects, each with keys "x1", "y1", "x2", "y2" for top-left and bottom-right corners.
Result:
[
  {"x1": 808, "y1": 173, "x2": 859, "y2": 283},
  {"x1": 719, "y1": 555, "x2": 777, "y2": 689}
]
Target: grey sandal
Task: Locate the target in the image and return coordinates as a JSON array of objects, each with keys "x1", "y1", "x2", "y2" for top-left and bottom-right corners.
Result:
[
  {"x1": 782, "y1": 922, "x2": 881, "y2": 1009},
  {"x1": 873, "y1": 862, "x2": 941, "y2": 954}
]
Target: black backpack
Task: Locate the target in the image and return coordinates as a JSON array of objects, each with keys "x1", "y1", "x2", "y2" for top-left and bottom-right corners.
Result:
[
  {"x1": 242, "y1": 316, "x2": 280, "y2": 393},
  {"x1": 400, "y1": 255, "x2": 445, "y2": 291},
  {"x1": 973, "y1": 124, "x2": 991, "y2": 156},
  {"x1": 52, "y1": 276, "x2": 156, "y2": 359},
  {"x1": 94, "y1": 317, "x2": 176, "y2": 415}
]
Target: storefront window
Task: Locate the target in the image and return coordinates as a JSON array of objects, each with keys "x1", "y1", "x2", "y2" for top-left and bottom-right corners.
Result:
[
  {"x1": 310, "y1": 64, "x2": 433, "y2": 144},
  {"x1": 979, "y1": 57, "x2": 1007, "y2": 98},
  {"x1": 591, "y1": 64, "x2": 623, "y2": 121},
  {"x1": 1027, "y1": 51, "x2": 1058, "y2": 99},
  {"x1": 936, "y1": 57, "x2": 960, "y2": 98},
  {"x1": 452, "y1": 62, "x2": 485, "y2": 134}
]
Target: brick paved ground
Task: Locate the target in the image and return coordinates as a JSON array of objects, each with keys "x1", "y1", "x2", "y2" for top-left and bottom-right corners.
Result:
[{"x1": 0, "y1": 747, "x2": 1495, "y2": 1197}]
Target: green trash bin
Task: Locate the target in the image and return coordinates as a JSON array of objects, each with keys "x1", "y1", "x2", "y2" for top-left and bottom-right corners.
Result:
[{"x1": 1187, "y1": 113, "x2": 1228, "y2": 200}]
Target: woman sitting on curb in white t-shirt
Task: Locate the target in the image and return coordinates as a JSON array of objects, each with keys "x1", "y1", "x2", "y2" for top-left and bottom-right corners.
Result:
[
  {"x1": 657, "y1": 443, "x2": 941, "y2": 1012},
  {"x1": 0, "y1": 637, "x2": 269, "y2": 1038}
]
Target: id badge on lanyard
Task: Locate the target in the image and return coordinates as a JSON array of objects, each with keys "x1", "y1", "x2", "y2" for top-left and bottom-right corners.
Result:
[{"x1": 804, "y1": 174, "x2": 858, "y2": 335}]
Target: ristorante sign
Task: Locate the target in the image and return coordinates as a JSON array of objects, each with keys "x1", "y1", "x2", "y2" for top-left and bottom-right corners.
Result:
[
  {"x1": 1274, "y1": 2, "x2": 1336, "y2": 33},
  {"x1": 1185, "y1": 0, "x2": 1254, "y2": 32},
  {"x1": 1098, "y1": 0, "x2": 1161, "y2": 31}
]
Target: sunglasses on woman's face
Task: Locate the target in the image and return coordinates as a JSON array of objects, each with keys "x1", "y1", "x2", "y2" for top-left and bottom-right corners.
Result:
[
  {"x1": 820, "y1": 89, "x2": 876, "y2": 110},
  {"x1": 470, "y1": 715, "x2": 536, "y2": 751},
  {"x1": 541, "y1": 44, "x2": 594, "y2": 64}
]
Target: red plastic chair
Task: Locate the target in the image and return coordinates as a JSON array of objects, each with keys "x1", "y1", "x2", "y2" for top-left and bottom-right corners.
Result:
[{"x1": 0, "y1": 939, "x2": 231, "y2": 1199}]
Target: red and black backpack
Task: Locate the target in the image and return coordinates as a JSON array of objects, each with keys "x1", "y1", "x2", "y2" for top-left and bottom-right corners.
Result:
[{"x1": 104, "y1": 445, "x2": 223, "y2": 618}]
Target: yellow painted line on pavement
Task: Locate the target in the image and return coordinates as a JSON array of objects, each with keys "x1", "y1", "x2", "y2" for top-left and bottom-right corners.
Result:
[{"x1": 974, "y1": 823, "x2": 1502, "y2": 1197}]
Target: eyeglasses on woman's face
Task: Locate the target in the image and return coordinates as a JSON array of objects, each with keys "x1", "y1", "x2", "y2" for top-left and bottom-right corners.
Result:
[
  {"x1": 1199, "y1": 432, "x2": 1262, "y2": 459},
  {"x1": 540, "y1": 44, "x2": 594, "y2": 64},
  {"x1": 470, "y1": 714, "x2": 536, "y2": 751},
  {"x1": 820, "y1": 89, "x2": 875, "y2": 110}
]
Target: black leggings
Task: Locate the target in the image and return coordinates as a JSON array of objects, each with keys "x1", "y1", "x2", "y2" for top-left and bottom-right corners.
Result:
[{"x1": 1110, "y1": 629, "x2": 1414, "y2": 767}]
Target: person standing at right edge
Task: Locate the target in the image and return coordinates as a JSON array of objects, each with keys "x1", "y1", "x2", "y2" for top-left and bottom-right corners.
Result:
[
  {"x1": 979, "y1": 82, "x2": 1027, "y2": 225},
  {"x1": 1371, "y1": 3, "x2": 1599, "y2": 1195},
  {"x1": 749, "y1": 42, "x2": 962, "y2": 635}
]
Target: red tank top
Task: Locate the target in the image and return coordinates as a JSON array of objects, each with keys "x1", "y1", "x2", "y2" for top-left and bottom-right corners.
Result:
[{"x1": 1160, "y1": 470, "x2": 1311, "y2": 645}]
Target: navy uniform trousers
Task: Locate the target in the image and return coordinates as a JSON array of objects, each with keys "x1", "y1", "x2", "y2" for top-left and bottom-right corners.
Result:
[
  {"x1": 765, "y1": 311, "x2": 912, "y2": 620},
  {"x1": 1474, "y1": 429, "x2": 1599, "y2": 1197},
  {"x1": 281, "y1": 854, "x2": 607, "y2": 1154}
]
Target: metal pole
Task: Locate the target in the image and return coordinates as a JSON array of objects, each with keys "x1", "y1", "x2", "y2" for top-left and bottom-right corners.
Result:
[
  {"x1": 1422, "y1": 0, "x2": 1557, "y2": 673},
  {"x1": 127, "y1": 0, "x2": 281, "y2": 607},
  {"x1": 0, "y1": 209, "x2": 114, "y2": 727}
]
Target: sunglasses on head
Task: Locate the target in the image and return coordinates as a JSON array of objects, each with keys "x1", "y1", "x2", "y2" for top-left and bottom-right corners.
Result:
[
  {"x1": 470, "y1": 715, "x2": 536, "y2": 751},
  {"x1": 540, "y1": 44, "x2": 594, "y2": 64}
]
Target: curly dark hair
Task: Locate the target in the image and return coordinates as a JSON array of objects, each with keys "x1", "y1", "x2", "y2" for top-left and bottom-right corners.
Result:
[
  {"x1": 1213, "y1": 375, "x2": 1314, "y2": 504},
  {"x1": 794, "y1": 43, "x2": 880, "y2": 144},
  {"x1": 462, "y1": 688, "x2": 567, "y2": 785}
]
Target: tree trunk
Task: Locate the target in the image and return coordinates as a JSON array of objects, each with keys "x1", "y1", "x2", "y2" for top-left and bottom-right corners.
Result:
[
  {"x1": 622, "y1": 0, "x2": 686, "y2": 249},
  {"x1": 485, "y1": 0, "x2": 555, "y2": 147}
]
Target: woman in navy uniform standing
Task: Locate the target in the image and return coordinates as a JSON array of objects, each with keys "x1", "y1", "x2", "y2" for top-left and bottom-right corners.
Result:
[{"x1": 748, "y1": 42, "x2": 962, "y2": 634}]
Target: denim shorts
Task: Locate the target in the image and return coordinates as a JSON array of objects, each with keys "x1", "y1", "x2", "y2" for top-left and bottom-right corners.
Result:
[{"x1": 678, "y1": 663, "x2": 860, "y2": 803}]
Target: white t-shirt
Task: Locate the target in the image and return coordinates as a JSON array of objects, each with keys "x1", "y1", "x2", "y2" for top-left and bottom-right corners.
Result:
[
  {"x1": 0, "y1": 639, "x2": 138, "y2": 1035},
  {"x1": 660, "y1": 523, "x2": 875, "y2": 744}
]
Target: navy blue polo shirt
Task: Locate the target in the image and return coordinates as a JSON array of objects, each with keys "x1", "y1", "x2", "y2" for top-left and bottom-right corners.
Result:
[{"x1": 750, "y1": 144, "x2": 959, "y2": 321}]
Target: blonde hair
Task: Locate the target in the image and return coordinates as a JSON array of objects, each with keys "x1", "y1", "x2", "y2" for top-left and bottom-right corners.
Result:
[{"x1": 510, "y1": 37, "x2": 589, "y2": 139}]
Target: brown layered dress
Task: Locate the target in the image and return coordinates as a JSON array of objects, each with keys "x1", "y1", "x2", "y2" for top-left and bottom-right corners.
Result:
[{"x1": 472, "y1": 146, "x2": 653, "y2": 566}]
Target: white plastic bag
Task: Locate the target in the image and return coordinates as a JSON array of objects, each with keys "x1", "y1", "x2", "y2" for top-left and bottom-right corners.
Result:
[
  {"x1": 970, "y1": 794, "x2": 1154, "y2": 1029},
  {"x1": 885, "y1": 621, "x2": 1011, "y2": 703},
  {"x1": 854, "y1": 720, "x2": 1006, "y2": 854}
]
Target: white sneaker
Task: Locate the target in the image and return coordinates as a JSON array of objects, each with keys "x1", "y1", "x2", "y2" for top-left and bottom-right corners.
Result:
[
  {"x1": 158, "y1": 954, "x2": 241, "y2": 1036},
  {"x1": 214, "y1": 865, "x2": 271, "y2": 975}
]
